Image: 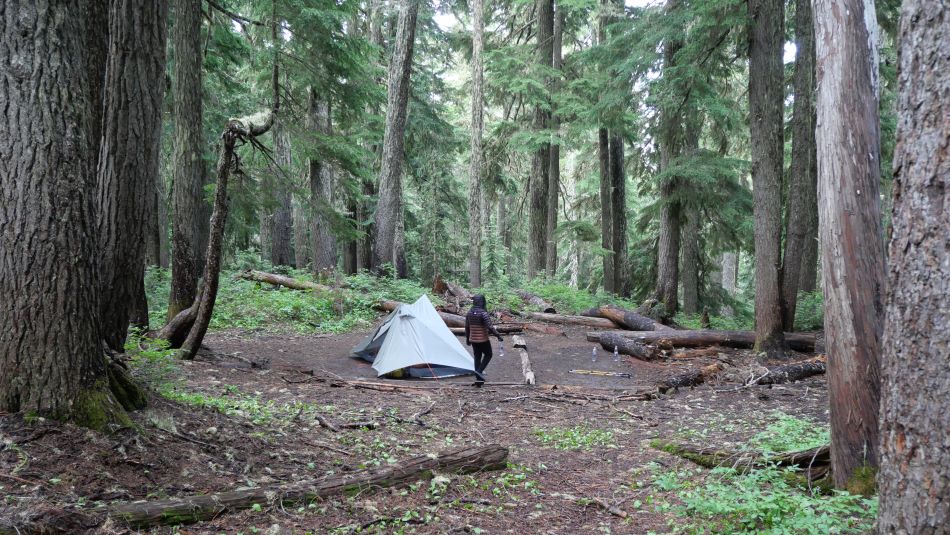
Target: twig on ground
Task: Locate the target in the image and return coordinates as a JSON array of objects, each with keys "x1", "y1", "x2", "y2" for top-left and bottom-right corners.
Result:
[{"x1": 314, "y1": 413, "x2": 340, "y2": 432}]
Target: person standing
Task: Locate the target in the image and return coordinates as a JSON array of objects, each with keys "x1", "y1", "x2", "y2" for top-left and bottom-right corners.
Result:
[{"x1": 465, "y1": 294, "x2": 503, "y2": 382}]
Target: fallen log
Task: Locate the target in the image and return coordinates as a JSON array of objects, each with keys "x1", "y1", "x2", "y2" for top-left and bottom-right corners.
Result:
[
  {"x1": 586, "y1": 329, "x2": 816, "y2": 352},
  {"x1": 522, "y1": 311, "x2": 617, "y2": 329},
  {"x1": 523, "y1": 323, "x2": 564, "y2": 336},
  {"x1": 516, "y1": 290, "x2": 556, "y2": 313},
  {"x1": 671, "y1": 346, "x2": 726, "y2": 359},
  {"x1": 598, "y1": 332, "x2": 661, "y2": 361},
  {"x1": 597, "y1": 305, "x2": 673, "y2": 331},
  {"x1": 511, "y1": 335, "x2": 536, "y2": 385},
  {"x1": 751, "y1": 355, "x2": 827, "y2": 385},
  {"x1": 659, "y1": 362, "x2": 727, "y2": 393},
  {"x1": 238, "y1": 269, "x2": 334, "y2": 292},
  {"x1": 106, "y1": 445, "x2": 508, "y2": 528},
  {"x1": 449, "y1": 325, "x2": 524, "y2": 336},
  {"x1": 376, "y1": 300, "x2": 466, "y2": 328},
  {"x1": 446, "y1": 281, "x2": 473, "y2": 300},
  {"x1": 653, "y1": 440, "x2": 830, "y2": 480}
]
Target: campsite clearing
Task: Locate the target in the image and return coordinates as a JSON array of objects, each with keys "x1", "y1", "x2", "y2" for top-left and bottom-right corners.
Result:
[{"x1": 0, "y1": 322, "x2": 834, "y2": 534}]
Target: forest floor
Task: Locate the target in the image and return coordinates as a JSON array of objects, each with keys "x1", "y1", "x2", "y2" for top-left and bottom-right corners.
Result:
[{"x1": 1, "y1": 323, "x2": 867, "y2": 535}]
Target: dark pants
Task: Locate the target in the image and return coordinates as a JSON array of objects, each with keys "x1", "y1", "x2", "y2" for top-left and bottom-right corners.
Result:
[{"x1": 472, "y1": 341, "x2": 493, "y2": 374}]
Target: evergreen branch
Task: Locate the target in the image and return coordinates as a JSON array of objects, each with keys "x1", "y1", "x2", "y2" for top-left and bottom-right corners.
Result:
[{"x1": 207, "y1": 0, "x2": 265, "y2": 27}]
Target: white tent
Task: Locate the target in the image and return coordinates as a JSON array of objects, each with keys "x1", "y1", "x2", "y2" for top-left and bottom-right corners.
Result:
[{"x1": 351, "y1": 294, "x2": 479, "y2": 379}]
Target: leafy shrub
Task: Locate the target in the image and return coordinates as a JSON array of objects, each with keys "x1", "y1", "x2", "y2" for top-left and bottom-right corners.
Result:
[
  {"x1": 661, "y1": 466, "x2": 876, "y2": 534},
  {"x1": 750, "y1": 412, "x2": 829, "y2": 455}
]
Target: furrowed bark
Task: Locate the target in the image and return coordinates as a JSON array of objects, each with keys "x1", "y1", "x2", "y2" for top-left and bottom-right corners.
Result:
[
  {"x1": 878, "y1": 0, "x2": 950, "y2": 527},
  {"x1": 0, "y1": 0, "x2": 131, "y2": 429},
  {"x1": 372, "y1": 0, "x2": 419, "y2": 273},
  {"x1": 167, "y1": 0, "x2": 206, "y2": 321},
  {"x1": 96, "y1": 0, "x2": 169, "y2": 350},
  {"x1": 527, "y1": 0, "x2": 554, "y2": 279},
  {"x1": 748, "y1": 0, "x2": 786, "y2": 356}
]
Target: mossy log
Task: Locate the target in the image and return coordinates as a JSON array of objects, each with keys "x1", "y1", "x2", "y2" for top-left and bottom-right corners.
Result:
[
  {"x1": 522, "y1": 311, "x2": 617, "y2": 329},
  {"x1": 105, "y1": 444, "x2": 508, "y2": 528},
  {"x1": 652, "y1": 440, "x2": 830, "y2": 480},
  {"x1": 598, "y1": 332, "x2": 661, "y2": 361},
  {"x1": 586, "y1": 329, "x2": 816, "y2": 352}
]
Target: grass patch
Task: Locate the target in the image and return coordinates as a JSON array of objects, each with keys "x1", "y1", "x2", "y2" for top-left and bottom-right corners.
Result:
[{"x1": 749, "y1": 412, "x2": 829, "y2": 455}]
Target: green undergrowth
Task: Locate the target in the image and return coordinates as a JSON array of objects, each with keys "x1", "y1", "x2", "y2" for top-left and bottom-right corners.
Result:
[
  {"x1": 534, "y1": 425, "x2": 617, "y2": 451},
  {"x1": 145, "y1": 267, "x2": 437, "y2": 334},
  {"x1": 646, "y1": 412, "x2": 873, "y2": 534}
]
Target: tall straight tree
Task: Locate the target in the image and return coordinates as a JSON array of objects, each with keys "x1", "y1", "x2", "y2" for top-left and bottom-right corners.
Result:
[
  {"x1": 168, "y1": 0, "x2": 206, "y2": 321},
  {"x1": 597, "y1": 0, "x2": 614, "y2": 293},
  {"x1": 372, "y1": 0, "x2": 419, "y2": 274},
  {"x1": 468, "y1": 0, "x2": 485, "y2": 288},
  {"x1": 780, "y1": 0, "x2": 817, "y2": 330},
  {"x1": 270, "y1": 119, "x2": 294, "y2": 267},
  {"x1": 814, "y1": 0, "x2": 886, "y2": 489},
  {"x1": 546, "y1": 4, "x2": 564, "y2": 276},
  {"x1": 309, "y1": 91, "x2": 338, "y2": 277},
  {"x1": 293, "y1": 195, "x2": 310, "y2": 269},
  {"x1": 528, "y1": 0, "x2": 554, "y2": 279},
  {"x1": 879, "y1": 0, "x2": 950, "y2": 526},
  {"x1": 609, "y1": 133, "x2": 627, "y2": 295},
  {"x1": 655, "y1": 0, "x2": 684, "y2": 313},
  {"x1": 0, "y1": 0, "x2": 130, "y2": 427},
  {"x1": 97, "y1": 0, "x2": 169, "y2": 349},
  {"x1": 747, "y1": 0, "x2": 785, "y2": 356}
]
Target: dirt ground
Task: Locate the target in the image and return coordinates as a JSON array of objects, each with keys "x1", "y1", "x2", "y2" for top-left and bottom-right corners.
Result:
[{"x1": 0, "y1": 324, "x2": 828, "y2": 534}]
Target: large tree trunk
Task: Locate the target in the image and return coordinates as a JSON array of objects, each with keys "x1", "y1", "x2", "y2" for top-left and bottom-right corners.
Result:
[
  {"x1": 545, "y1": 5, "x2": 564, "y2": 277},
  {"x1": 879, "y1": 0, "x2": 950, "y2": 526},
  {"x1": 814, "y1": 0, "x2": 886, "y2": 490},
  {"x1": 270, "y1": 119, "x2": 294, "y2": 267},
  {"x1": 0, "y1": 0, "x2": 131, "y2": 428},
  {"x1": 599, "y1": 128, "x2": 614, "y2": 293},
  {"x1": 467, "y1": 0, "x2": 485, "y2": 288},
  {"x1": 371, "y1": 0, "x2": 419, "y2": 273},
  {"x1": 680, "y1": 205, "x2": 700, "y2": 314},
  {"x1": 780, "y1": 0, "x2": 817, "y2": 331},
  {"x1": 308, "y1": 91, "x2": 338, "y2": 277},
  {"x1": 747, "y1": 0, "x2": 786, "y2": 356},
  {"x1": 609, "y1": 134, "x2": 627, "y2": 295},
  {"x1": 655, "y1": 0, "x2": 684, "y2": 314},
  {"x1": 167, "y1": 0, "x2": 205, "y2": 321},
  {"x1": 292, "y1": 193, "x2": 310, "y2": 269},
  {"x1": 96, "y1": 0, "x2": 169, "y2": 350},
  {"x1": 527, "y1": 0, "x2": 554, "y2": 279},
  {"x1": 798, "y1": 225, "x2": 818, "y2": 292}
]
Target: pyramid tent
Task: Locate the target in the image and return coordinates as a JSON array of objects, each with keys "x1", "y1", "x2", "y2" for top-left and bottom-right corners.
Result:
[{"x1": 352, "y1": 294, "x2": 479, "y2": 379}]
